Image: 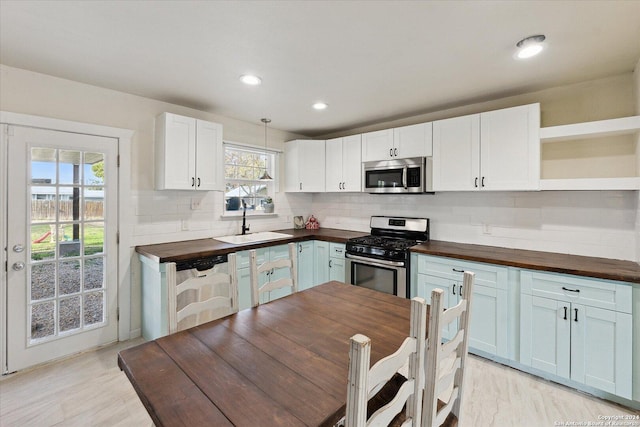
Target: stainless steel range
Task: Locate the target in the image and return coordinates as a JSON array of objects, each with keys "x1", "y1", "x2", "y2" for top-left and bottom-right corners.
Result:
[{"x1": 345, "y1": 216, "x2": 429, "y2": 298}]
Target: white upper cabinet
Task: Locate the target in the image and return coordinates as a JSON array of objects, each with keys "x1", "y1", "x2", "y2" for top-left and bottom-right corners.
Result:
[
  {"x1": 433, "y1": 103, "x2": 540, "y2": 191},
  {"x1": 361, "y1": 122, "x2": 432, "y2": 162},
  {"x1": 432, "y1": 114, "x2": 480, "y2": 191},
  {"x1": 155, "y1": 112, "x2": 223, "y2": 191},
  {"x1": 325, "y1": 135, "x2": 362, "y2": 192},
  {"x1": 285, "y1": 139, "x2": 326, "y2": 192},
  {"x1": 481, "y1": 103, "x2": 540, "y2": 191}
]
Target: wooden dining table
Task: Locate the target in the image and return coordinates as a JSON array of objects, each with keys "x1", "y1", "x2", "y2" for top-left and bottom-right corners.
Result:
[{"x1": 118, "y1": 281, "x2": 418, "y2": 427}]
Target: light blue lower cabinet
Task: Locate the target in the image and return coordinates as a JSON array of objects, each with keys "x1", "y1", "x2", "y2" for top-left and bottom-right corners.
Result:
[
  {"x1": 296, "y1": 241, "x2": 315, "y2": 291},
  {"x1": 520, "y1": 270, "x2": 633, "y2": 399},
  {"x1": 416, "y1": 271, "x2": 508, "y2": 357},
  {"x1": 314, "y1": 241, "x2": 346, "y2": 284}
]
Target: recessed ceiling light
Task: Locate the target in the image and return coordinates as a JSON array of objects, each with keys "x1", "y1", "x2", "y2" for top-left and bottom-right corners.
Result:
[
  {"x1": 516, "y1": 34, "x2": 546, "y2": 59},
  {"x1": 239, "y1": 74, "x2": 262, "y2": 85},
  {"x1": 312, "y1": 102, "x2": 328, "y2": 110}
]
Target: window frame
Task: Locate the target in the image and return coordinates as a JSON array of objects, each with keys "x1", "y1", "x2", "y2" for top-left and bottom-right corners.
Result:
[{"x1": 222, "y1": 141, "x2": 279, "y2": 217}]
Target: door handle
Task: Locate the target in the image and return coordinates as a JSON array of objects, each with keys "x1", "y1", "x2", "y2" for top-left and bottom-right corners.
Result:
[
  {"x1": 452, "y1": 285, "x2": 456, "y2": 295},
  {"x1": 563, "y1": 306, "x2": 567, "y2": 320},
  {"x1": 197, "y1": 177, "x2": 201, "y2": 187},
  {"x1": 574, "y1": 308, "x2": 578, "y2": 322},
  {"x1": 329, "y1": 260, "x2": 332, "y2": 268},
  {"x1": 299, "y1": 244, "x2": 302, "y2": 253},
  {"x1": 562, "y1": 286, "x2": 580, "y2": 293},
  {"x1": 452, "y1": 268, "x2": 464, "y2": 273},
  {"x1": 458, "y1": 285, "x2": 463, "y2": 295},
  {"x1": 474, "y1": 177, "x2": 478, "y2": 188},
  {"x1": 389, "y1": 148, "x2": 393, "y2": 157},
  {"x1": 394, "y1": 148, "x2": 398, "y2": 157},
  {"x1": 191, "y1": 177, "x2": 195, "y2": 187},
  {"x1": 12, "y1": 262, "x2": 25, "y2": 271},
  {"x1": 402, "y1": 166, "x2": 408, "y2": 189},
  {"x1": 13, "y1": 244, "x2": 24, "y2": 253},
  {"x1": 481, "y1": 176, "x2": 485, "y2": 187}
]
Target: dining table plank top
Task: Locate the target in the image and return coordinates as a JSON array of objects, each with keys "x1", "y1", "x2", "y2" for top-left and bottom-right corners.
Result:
[{"x1": 118, "y1": 281, "x2": 415, "y2": 427}]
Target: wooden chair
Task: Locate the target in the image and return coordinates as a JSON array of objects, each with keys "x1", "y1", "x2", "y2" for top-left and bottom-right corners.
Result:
[
  {"x1": 167, "y1": 253, "x2": 238, "y2": 334},
  {"x1": 249, "y1": 242, "x2": 298, "y2": 307},
  {"x1": 422, "y1": 271, "x2": 475, "y2": 427},
  {"x1": 344, "y1": 297, "x2": 428, "y2": 427}
]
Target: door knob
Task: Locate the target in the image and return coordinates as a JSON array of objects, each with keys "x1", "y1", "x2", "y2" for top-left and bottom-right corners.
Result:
[
  {"x1": 13, "y1": 244, "x2": 24, "y2": 253},
  {"x1": 12, "y1": 262, "x2": 25, "y2": 271}
]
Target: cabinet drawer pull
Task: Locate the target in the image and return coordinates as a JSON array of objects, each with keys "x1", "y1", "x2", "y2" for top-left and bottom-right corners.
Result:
[
  {"x1": 452, "y1": 268, "x2": 464, "y2": 273},
  {"x1": 563, "y1": 306, "x2": 567, "y2": 320},
  {"x1": 574, "y1": 308, "x2": 578, "y2": 322},
  {"x1": 562, "y1": 286, "x2": 580, "y2": 293}
]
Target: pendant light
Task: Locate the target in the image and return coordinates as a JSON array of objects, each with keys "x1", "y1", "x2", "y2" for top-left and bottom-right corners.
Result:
[{"x1": 259, "y1": 118, "x2": 273, "y2": 181}]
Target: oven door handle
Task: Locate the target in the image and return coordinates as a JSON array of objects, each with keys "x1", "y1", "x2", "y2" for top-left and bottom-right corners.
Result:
[{"x1": 345, "y1": 253, "x2": 405, "y2": 268}]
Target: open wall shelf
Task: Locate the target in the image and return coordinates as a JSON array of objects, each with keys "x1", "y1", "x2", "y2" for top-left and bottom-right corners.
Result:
[{"x1": 539, "y1": 115, "x2": 640, "y2": 190}]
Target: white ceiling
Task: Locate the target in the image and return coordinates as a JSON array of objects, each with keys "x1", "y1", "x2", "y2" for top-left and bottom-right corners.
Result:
[{"x1": 1, "y1": 1, "x2": 639, "y2": 137}]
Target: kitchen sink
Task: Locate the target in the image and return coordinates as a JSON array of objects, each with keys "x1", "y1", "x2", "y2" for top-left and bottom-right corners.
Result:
[{"x1": 214, "y1": 231, "x2": 291, "y2": 245}]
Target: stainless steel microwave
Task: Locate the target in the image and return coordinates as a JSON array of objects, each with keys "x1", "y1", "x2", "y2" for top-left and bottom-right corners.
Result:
[{"x1": 363, "y1": 157, "x2": 433, "y2": 194}]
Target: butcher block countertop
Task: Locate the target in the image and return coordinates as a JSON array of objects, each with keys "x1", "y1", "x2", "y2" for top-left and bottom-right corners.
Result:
[
  {"x1": 135, "y1": 228, "x2": 368, "y2": 263},
  {"x1": 411, "y1": 240, "x2": 640, "y2": 284},
  {"x1": 135, "y1": 228, "x2": 640, "y2": 284}
]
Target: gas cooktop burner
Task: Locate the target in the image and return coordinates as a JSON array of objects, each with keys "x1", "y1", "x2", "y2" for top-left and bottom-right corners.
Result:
[
  {"x1": 348, "y1": 235, "x2": 417, "y2": 251},
  {"x1": 345, "y1": 216, "x2": 429, "y2": 262}
]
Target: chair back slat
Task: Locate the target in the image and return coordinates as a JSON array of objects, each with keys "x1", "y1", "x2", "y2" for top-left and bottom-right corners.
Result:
[
  {"x1": 168, "y1": 254, "x2": 238, "y2": 334},
  {"x1": 367, "y1": 337, "x2": 415, "y2": 395},
  {"x1": 422, "y1": 271, "x2": 475, "y2": 427},
  {"x1": 345, "y1": 297, "x2": 427, "y2": 427},
  {"x1": 249, "y1": 242, "x2": 298, "y2": 307}
]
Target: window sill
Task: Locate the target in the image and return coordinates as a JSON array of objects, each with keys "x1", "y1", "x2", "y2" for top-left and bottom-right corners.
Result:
[{"x1": 220, "y1": 212, "x2": 279, "y2": 220}]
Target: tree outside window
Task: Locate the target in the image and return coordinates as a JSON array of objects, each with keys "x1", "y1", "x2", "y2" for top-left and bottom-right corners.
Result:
[{"x1": 224, "y1": 144, "x2": 275, "y2": 212}]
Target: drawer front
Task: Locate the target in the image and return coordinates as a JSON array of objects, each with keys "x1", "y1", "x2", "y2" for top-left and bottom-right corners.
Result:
[
  {"x1": 329, "y1": 243, "x2": 345, "y2": 258},
  {"x1": 416, "y1": 255, "x2": 506, "y2": 290},
  {"x1": 521, "y1": 270, "x2": 632, "y2": 313}
]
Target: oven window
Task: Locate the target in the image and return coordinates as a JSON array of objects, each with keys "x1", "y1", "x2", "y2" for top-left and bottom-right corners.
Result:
[
  {"x1": 352, "y1": 263, "x2": 397, "y2": 296},
  {"x1": 365, "y1": 169, "x2": 403, "y2": 189}
]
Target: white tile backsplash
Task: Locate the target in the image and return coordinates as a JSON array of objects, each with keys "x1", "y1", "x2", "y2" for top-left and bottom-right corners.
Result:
[
  {"x1": 312, "y1": 190, "x2": 639, "y2": 262},
  {"x1": 131, "y1": 187, "x2": 638, "y2": 261},
  {"x1": 130, "y1": 189, "x2": 314, "y2": 246}
]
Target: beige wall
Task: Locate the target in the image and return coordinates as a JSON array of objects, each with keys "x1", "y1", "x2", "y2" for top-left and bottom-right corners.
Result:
[{"x1": 0, "y1": 65, "x2": 306, "y2": 191}]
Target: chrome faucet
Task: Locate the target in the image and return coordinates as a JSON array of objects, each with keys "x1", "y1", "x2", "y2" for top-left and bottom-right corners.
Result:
[{"x1": 241, "y1": 200, "x2": 250, "y2": 235}]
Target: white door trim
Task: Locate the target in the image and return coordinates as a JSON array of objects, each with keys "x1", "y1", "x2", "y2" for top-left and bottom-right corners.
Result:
[{"x1": 0, "y1": 111, "x2": 134, "y2": 373}]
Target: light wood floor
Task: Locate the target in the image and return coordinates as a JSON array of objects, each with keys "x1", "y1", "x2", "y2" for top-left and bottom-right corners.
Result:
[{"x1": 0, "y1": 339, "x2": 637, "y2": 426}]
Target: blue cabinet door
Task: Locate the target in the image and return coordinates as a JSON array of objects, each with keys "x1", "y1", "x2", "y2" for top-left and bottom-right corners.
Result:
[
  {"x1": 314, "y1": 241, "x2": 329, "y2": 285},
  {"x1": 570, "y1": 304, "x2": 632, "y2": 399},
  {"x1": 521, "y1": 294, "x2": 571, "y2": 379},
  {"x1": 297, "y1": 241, "x2": 315, "y2": 290}
]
